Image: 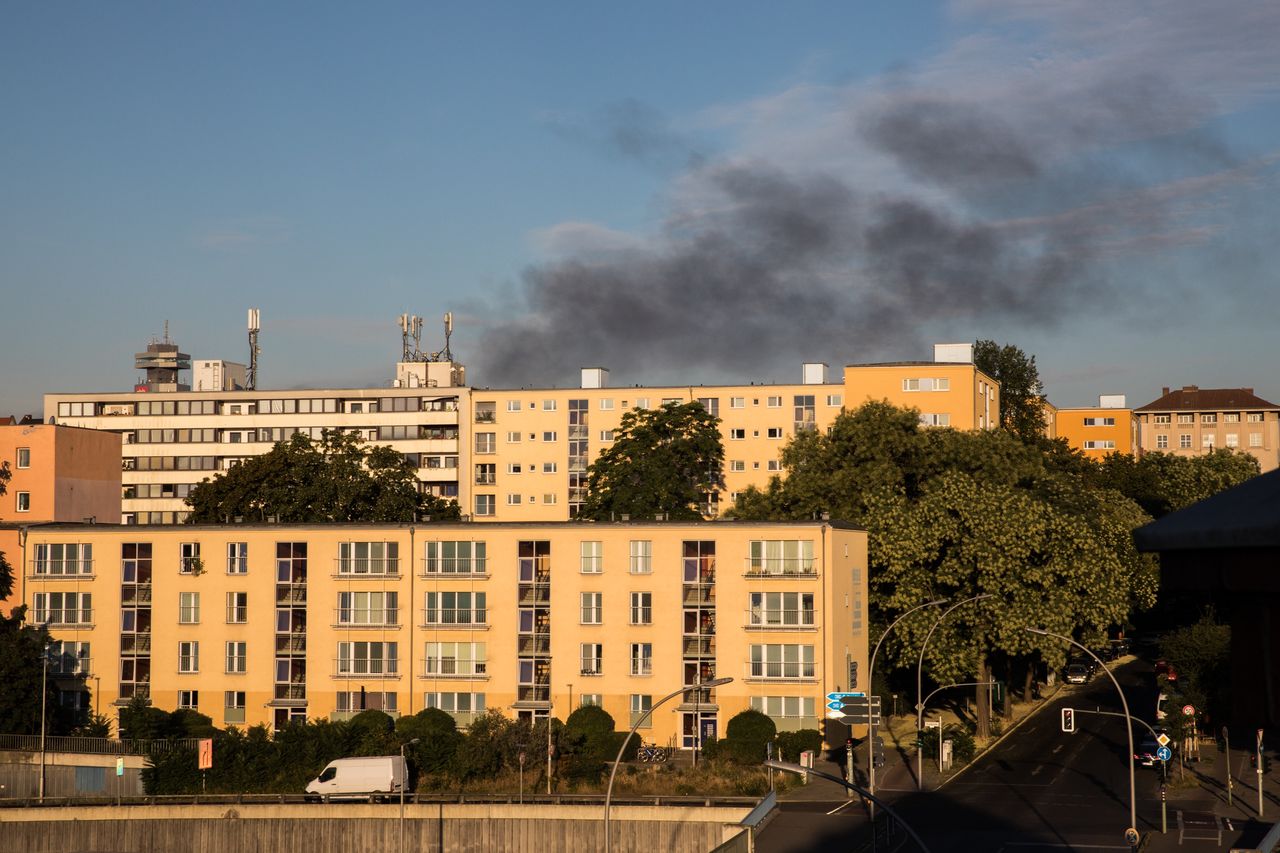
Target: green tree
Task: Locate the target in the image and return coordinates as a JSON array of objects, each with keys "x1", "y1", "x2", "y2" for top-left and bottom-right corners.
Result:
[
  {"x1": 185, "y1": 429, "x2": 461, "y2": 523},
  {"x1": 723, "y1": 709, "x2": 777, "y2": 764},
  {"x1": 973, "y1": 340, "x2": 1047, "y2": 443},
  {"x1": 580, "y1": 401, "x2": 725, "y2": 521},
  {"x1": 1093, "y1": 449, "x2": 1259, "y2": 518},
  {"x1": 396, "y1": 708, "x2": 462, "y2": 778}
]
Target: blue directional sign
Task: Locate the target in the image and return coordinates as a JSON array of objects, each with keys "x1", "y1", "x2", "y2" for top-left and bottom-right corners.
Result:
[
  {"x1": 1157, "y1": 746, "x2": 1172, "y2": 762},
  {"x1": 826, "y1": 692, "x2": 866, "y2": 701}
]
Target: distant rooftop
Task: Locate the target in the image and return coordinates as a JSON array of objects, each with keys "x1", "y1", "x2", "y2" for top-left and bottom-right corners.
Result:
[{"x1": 1135, "y1": 385, "x2": 1280, "y2": 413}]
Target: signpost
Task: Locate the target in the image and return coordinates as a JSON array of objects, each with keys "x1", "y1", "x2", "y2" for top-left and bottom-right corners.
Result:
[
  {"x1": 1258, "y1": 728, "x2": 1265, "y2": 818},
  {"x1": 825, "y1": 692, "x2": 881, "y2": 726},
  {"x1": 1156, "y1": 746, "x2": 1172, "y2": 762},
  {"x1": 1223, "y1": 726, "x2": 1233, "y2": 806},
  {"x1": 198, "y1": 738, "x2": 213, "y2": 793}
]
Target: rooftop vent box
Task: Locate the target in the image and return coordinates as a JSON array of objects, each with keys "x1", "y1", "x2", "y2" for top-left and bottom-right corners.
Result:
[
  {"x1": 801, "y1": 363, "x2": 828, "y2": 385},
  {"x1": 581, "y1": 368, "x2": 609, "y2": 389},
  {"x1": 1098, "y1": 395, "x2": 1126, "y2": 409},
  {"x1": 934, "y1": 343, "x2": 973, "y2": 364}
]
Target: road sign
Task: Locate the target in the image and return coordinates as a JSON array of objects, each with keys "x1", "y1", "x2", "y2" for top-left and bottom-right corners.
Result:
[
  {"x1": 1156, "y1": 733, "x2": 1171, "y2": 748},
  {"x1": 116, "y1": 757, "x2": 124, "y2": 777},
  {"x1": 826, "y1": 691, "x2": 865, "y2": 701},
  {"x1": 825, "y1": 694, "x2": 881, "y2": 725},
  {"x1": 1259, "y1": 728, "x2": 1265, "y2": 749},
  {"x1": 1157, "y1": 746, "x2": 1172, "y2": 762},
  {"x1": 1182, "y1": 704, "x2": 1196, "y2": 717},
  {"x1": 1124, "y1": 827, "x2": 1140, "y2": 845},
  {"x1": 198, "y1": 738, "x2": 213, "y2": 770}
]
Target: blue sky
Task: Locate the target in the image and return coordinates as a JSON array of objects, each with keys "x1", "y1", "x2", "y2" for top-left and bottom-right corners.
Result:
[{"x1": 3, "y1": 1, "x2": 1278, "y2": 415}]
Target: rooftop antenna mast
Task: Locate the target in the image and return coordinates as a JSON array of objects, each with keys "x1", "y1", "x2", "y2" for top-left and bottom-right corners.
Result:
[
  {"x1": 428, "y1": 313, "x2": 454, "y2": 362},
  {"x1": 246, "y1": 308, "x2": 261, "y2": 390},
  {"x1": 398, "y1": 313, "x2": 425, "y2": 361}
]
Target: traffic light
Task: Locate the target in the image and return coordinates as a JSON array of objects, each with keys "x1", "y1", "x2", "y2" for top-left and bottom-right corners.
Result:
[
  {"x1": 871, "y1": 736, "x2": 886, "y2": 768},
  {"x1": 1061, "y1": 708, "x2": 1076, "y2": 733}
]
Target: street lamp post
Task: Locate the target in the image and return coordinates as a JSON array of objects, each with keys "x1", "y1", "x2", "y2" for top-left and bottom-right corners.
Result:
[
  {"x1": 39, "y1": 643, "x2": 49, "y2": 802},
  {"x1": 867, "y1": 599, "x2": 947, "y2": 808},
  {"x1": 915, "y1": 594, "x2": 992, "y2": 791},
  {"x1": 1028, "y1": 627, "x2": 1137, "y2": 847},
  {"x1": 603, "y1": 677, "x2": 732, "y2": 853},
  {"x1": 399, "y1": 737, "x2": 420, "y2": 853}
]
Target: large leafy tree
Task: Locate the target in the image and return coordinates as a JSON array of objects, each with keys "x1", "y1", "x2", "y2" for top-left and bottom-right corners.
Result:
[
  {"x1": 580, "y1": 401, "x2": 724, "y2": 521},
  {"x1": 186, "y1": 429, "x2": 461, "y2": 523},
  {"x1": 974, "y1": 339, "x2": 1047, "y2": 443},
  {"x1": 1090, "y1": 448, "x2": 1260, "y2": 518}
]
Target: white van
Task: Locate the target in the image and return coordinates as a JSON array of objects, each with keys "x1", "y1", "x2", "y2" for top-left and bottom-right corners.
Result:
[{"x1": 305, "y1": 756, "x2": 408, "y2": 800}]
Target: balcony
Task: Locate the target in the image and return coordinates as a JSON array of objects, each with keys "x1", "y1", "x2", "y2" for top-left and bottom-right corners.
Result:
[
  {"x1": 334, "y1": 659, "x2": 400, "y2": 678},
  {"x1": 422, "y1": 609, "x2": 488, "y2": 629},
  {"x1": 34, "y1": 610, "x2": 94, "y2": 628},
  {"x1": 420, "y1": 559, "x2": 487, "y2": 578},
  {"x1": 745, "y1": 609, "x2": 816, "y2": 630},
  {"x1": 335, "y1": 609, "x2": 400, "y2": 628},
  {"x1": 744, "y1": 661, "x2": 817, "y2": 682},
  {"x1": 333, "y1": 558, "x2": 400, "y2": 577},
  {"x1": 422, "y1": 660, "x2": 487, "y2": 679},
  {"x1": 474, "y1": 411, "x2": 497, "y2": 424},
  {"x1": 275, "y1": 634, "x2": 307, "y2": 655},
  {"x1": 743, "y1": 557, "x2": 818, "y2": 578},
  {"x1": 50, "y1": 658, "x2": 92, "y2": 678}
]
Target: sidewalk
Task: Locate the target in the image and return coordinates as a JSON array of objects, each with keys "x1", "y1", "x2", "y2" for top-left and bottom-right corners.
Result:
[{"x1": 1139, "y1": 746, "x2": 1280, "y2": 852}]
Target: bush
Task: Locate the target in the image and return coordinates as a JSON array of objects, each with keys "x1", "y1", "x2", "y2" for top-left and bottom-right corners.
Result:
[
  {"x1": 562, "y1": 704, "x2": 620, "y2": 781},
  {"x1": 920, "y1": 723, "x2": 976, "y2": 764},
  {"x1": 775, "y1": 729, "x2": 824, "y2": 762},
  {"x1": 397, "y1": 708, "x2": 462, "y2": 778},
  {"x1": 724, "y1": 710, "x2": 777, "y2": 764}
]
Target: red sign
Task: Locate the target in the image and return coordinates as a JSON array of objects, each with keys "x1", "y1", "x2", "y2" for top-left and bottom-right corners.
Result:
[
  {"x1": 198, "y1": 738, "x2": 213, "y2": 770},
  {"x1": 1182, "y1": 704, "x2": 1196, "y2": 717}
]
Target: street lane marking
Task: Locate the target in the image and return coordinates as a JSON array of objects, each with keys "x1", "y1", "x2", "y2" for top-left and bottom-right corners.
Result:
[{"x1": 825, "y1": 800, "x2": 859, "y2": 815}]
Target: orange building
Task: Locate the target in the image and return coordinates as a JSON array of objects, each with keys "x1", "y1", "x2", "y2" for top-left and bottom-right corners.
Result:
[
  {"x1": 0, "y1": 424, "x2": 122, "y2": 616},
  {"x1": 1053, "y1": 396, "x2": 1136, "y2": 458}
]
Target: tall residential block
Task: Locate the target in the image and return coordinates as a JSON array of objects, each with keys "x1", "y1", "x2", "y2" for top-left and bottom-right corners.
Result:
[
  {"x1": 1134, "y1": 386, "x2": 1280, "y2": 472},
  {"x1": 1053, "y1": 395, "x2": 1136, "y2": 457}
]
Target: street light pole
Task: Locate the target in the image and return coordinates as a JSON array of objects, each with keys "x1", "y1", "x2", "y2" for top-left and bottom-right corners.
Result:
[
  {"x1": 915, "y1": 594, "x2": 991, "y2": 791},
  {"x1": 399, "y1": 737, "x2": 419, "y2": 853},
  {"x1": 604, "y1": 677, "x2": 732, "y2": 853},
  {"x1": 39, "y1": 643, "x2": 49, "y2": 802},
  {"x1": 1028, "y1": 627, "x2": 1137, "y2": 846},
  {"x1": 867, "y1": 598, "x2": 947, "y2": 809}
]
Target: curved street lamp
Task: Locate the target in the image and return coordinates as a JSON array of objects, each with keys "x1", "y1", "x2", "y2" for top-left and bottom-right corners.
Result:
[
  {"x1": 603, "y1": 676, "x2": 733, "y2": 853},
  {"x1": 915, "y1": 593, "x2": 993, "y2": 791},
  {"x1": 1027, "y1": 627, "x2": 1138, "y2": 846},
  {"x1": 866, "y1": 599, "x2": 948, "y2": 807}
]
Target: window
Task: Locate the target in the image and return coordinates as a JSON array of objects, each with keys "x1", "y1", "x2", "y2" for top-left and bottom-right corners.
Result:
[
  {"x1": 475, "y1": 464, "x2": 496, "y2": 485},
  {"x1": 630, "y1": 540, "x2": 652, "y2": 574},
  {"x1": 33, "y1": 592, "x2": 92, "y2": 625},
  {"x1": 423, "y1": 642, "x2": 486, "y2": 677},
  {"x1": 225, "y1": 691, "x2": 246, "y2": 724},
  {"x1": 474, "y1": 401, "x2": 496, "y2": 423},
  {"x1": 424, "y1": 692, "x2": 485, "y2": 720},
  {"x1": 339, "y1": 591, "x2": 399, "y2": 625},
  {"x1": 337, "y1": 641, "x2": 398, "y2": 675},
  {"x1": 179, "y1": 641, "x2": 200, "y2": 673},
  {"x1": 1177, "y1": 414, "x2": 1194, "y2": 424},
  {"x1": 599, "y1": 429, "x2": 615, "y2": 442},
  {"x1": 580, "y1": 694, "x2": 601, "y2": 707},
  {"x1": 505, "y1": 400, "x2": 521, "y2": 412},
  {"x1": 1251, "y1": 433, "x2": 1264, "y2": 447},
  {"x1": 750, "y1": 696, "x2": 817, "y2": 728},
  {"x1": 826, "y1": 394, "x2": 842, "y2": 407},
  {"x1": 474, "y1": 495, "x2": 495, "y2": 516},
  {"x1": 767, "y1": 427, "x2": 783, "y2": 439},
  {"x1": 630, "y1": 592, "x2": 652, "y2": 625},
  {"x1": 1179, "y1": 434, "x2": 1192, "y2": 449},
  {"x1": 538, "y1": 462, "x2": 555, "y2": 474},
  {"x1": 179, "y1": 542, "x2": 201, "y2": 574},
  {"x1": 506, "y1": 493, "x2": 522, "y2": 506},
  {"x1": 542, "y1": 431, "x2": 558, "y2": 442},
  {"x1": 1202, "y1": 413, "x2": 1217, "y2": 424},
  {"x1": 1082, "y1": 417, "x2": 1117, "y2": 426},
  {"x1": 335, "y1": 691, "x2": 398, "y2": 715},
  {"x1": 1248, "y1": 413, "x2": 1265, "y2": 423},
  {"x1": 1156, "y1": 434, "x2": 1168, "y2": 449},
  {"x1": 425, "y1": 541, "x2": 487, "y2": 575},
  {"x1": 902, "y1": 378, "x2": 949, "y2": 391},
  {"x1": 697, "y1": 397, "x2": 720, "y2": 416},
  {"x1": 630, "y1": 643, "x2": 653, "y2": 676},
  {"x1": 227, "y1": 542, "x2": 248, "y2": 574},
  {"x1": 475, "y1": 433, "x2": 495, "y2": 454},
  {"x1": 600, "y1": 398, "x2": 614, "y2": 410},
  {"x1": 730, "y1": 428, "x2": 745, "y2": 440},
  {"x1": 749, "y1": 592, "x2": 815, "y2": 627},
  {"x1": 543, "y1": 399, "x2": 557, "y2": 411},
  {"x1": 581, "y1": 592, "x2": 602, "y2": 625},
  {"x1": 543, "y1": 493, "x2": 557, "y2": 505},
  {"x1": 919, "y1": 413, "x2": 951, "y2": 427},
  {"x1": 179, "y1": 592, "x2": 200, "y2": 624},
  {"x1": 33, "y1": 543, "x2": 93, "y2": 576},
  {"x1": 580, "y1": 643, "x2": 603, "y2": 676},
  {"x1": 1226, "y1": 433, "x2": 1239, "y2": 448},
  {"x1": 749, "y1": 644, "x2": 815, "y2": 679},
  {"x1": 580, "y1": 541, "x2": 603, "y2": 574},
  {"x1": 338, "y1": 542, "x2": 399, "y2": 575},
  {"x1": 766, "y1": 396, "x2": 782, "y2": 408},
  {"x1": 1203, "y1": 435, "x2": 1216, "y2": 449},
  {"x1": 506, "y1": 463, "x2": 523, "y2": 475},
  {"x1": 1082, "y1": 440, "x2": 1116, "y2": 450},
  {"x1": 423, "y1": 591, "x2": 486, "y2": 626},
  {"x1": 730, "y1": 397, "x2": 745, "y2": 409},
  {"x1": 748, "y1": 540, "x2": 815, "y2": 576},
  {"x1": 506, "y1": 431, "x2": 522, "y2": 443},
  {"x1": 630, "y1": 694, "x2": 652, "y2": 728},
  {"x1": 1153, "y1": 414, "x2": 1171, "y2": 424},
  {"x1": 49, "y1": 640, "x2": 90, "y2": 675},
  {"x1": 16, "y1": 447, "x2": 30, "y2": 468},
  {"x1": 226, "y1": 592, "x2": 247, "y2": 623},
  {"x1": 635, "y1": 397, "x2": 650, "y2": 410},
  {"x1": 225, "y1": 641, "x2": 247, "y2": 674},
  {"x1": 730, "y1": 460, "x2": 745, "y2": 472},
  {"x1": 16, "y1": 492, "x2": 30, "y2": 512},
  {"x1": 178, "y1": 691, "x2": 199, "y2": 710}
]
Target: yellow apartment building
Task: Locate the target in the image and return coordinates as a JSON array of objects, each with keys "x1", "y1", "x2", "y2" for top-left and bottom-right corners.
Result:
[
  {"x1": 14, "y1": 520, "x2": 867, "y2": 749},
  {"x1": 1052, "y1": 396, "x2": 1136, "y2": 458},
  {"x1": 840, "y1": 343, "x2": 1000, "y2": 432},
  {"x1": 1134, "y1": 386, "x2": 1280, "y2": 472}
]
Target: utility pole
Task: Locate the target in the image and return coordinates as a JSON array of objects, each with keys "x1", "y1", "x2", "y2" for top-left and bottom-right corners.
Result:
[
  {"x1": 1224, "y1": 727, "x2": 1232, "y2": 807},
  {"x1": 1258, "y1": 728, "x2": 1265, "y2": 818}
]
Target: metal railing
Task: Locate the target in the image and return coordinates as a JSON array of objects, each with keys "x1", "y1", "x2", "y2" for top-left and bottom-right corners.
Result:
[
  {"x1": 420, "y1": 558, "x2": 487, "y2": 577},
  {"x1": 743, "y1": 557, "x2": 818, "y2": 577},
  {"x1": 333, "y1": 659, "x2": 399, "y2": 677},
  {"x1": 745, "y1": 661, "x2": 816, "y2": 680},
  {"x1": 333, "y1": 558, "x2": 400, "y2": 577},
  {"x1": 0, "y1": 792, "x2": 763, "y2": 809},
  {"x1": 423, "y1": 660, "x2": 487, "y2": 677},
  {"x1": 335, "y1": 609, "x2": 399, "y2": 626},
  {"x1": 33, "y1": 611, "x2": 94, "y2": 626},
  {"x1": 421, "y1": 609, "x2": 486, "y2": 627},
  {"x1": 0, "y1": 734, "x2": 200, "y2": 756},
  {"x1": 744, "y1": 609, "x2": 815, "y2": 629}
]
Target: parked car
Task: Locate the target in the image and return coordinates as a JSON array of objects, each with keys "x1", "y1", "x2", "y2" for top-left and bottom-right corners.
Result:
[
  {"x1": 1111, "y1": 638, "x2": 1131, "y2": 656},
  {"x1": 305, "y1": 755, "x2": 408, "y2": 801},
  {"x1": 1156, "y1": 691, "x2": 1169, "y2": 721},
  {"x1": 1064, "y1": 663, "x2": 1090, "y2": 684},
  {"x1": 1154, "y1": 659, "x2": 1179, "y2": 682},
  {"x1": 1135, "y1": 732, "x2": 1173, "y2": 767},
  {"x1": 1093, "y1": 646, "x2": 1117, "y2": 663}
]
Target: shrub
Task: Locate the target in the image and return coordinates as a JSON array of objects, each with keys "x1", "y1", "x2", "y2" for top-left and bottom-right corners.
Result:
[
  {"x1": 562, "y1": 704, "x2": 620, "y2": 781},
  {"x1": 397, "y1": 708, "x2": 462, "y2": 777},
  {"x1": 920, "y1": 723, "x2": 975, "y2": 764},
  {"x1": 724, "y1": 709, "x2": 777, "y2": 764},
  {"x1": 775, "y1": 729, "x2": 824, "y2": 762}
]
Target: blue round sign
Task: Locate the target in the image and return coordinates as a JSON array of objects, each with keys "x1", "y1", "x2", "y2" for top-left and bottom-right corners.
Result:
[{"x1": 1157, "y1": 746, "x2": 1172, "y2": 762}]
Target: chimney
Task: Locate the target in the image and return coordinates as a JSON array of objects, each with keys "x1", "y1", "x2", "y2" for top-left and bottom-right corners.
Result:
[
  {"x1": 1244, "y1": 388, "x2": 1254, "y2": 395},
  {"x1": 1161, "y1": 387, "x2": 1169, "y2": 396},
  {"x1": 1182, "y1": 385, "x2": 1198, "y2": 393}
]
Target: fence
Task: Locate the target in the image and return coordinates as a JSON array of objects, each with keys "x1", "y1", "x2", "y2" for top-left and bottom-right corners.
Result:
[{"x1": 0, "y1": 734, "x2": 200, "y2": 756}]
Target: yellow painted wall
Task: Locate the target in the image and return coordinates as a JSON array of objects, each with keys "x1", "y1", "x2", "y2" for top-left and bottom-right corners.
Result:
[
  {"x1": 841, "y1": 363, "x2": 999, "y2": 431},
  {"x1": 1053, "y1": 408, "x2": 1135, "y2": 457}
]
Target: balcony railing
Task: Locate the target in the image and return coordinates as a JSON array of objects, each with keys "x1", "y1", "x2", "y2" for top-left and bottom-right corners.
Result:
[
  {"x1": 31, "y1": 562, "x2": 95, "y2": 577},
  {"x1": 420, "y1": 558, "x2": 487, "y2": 578},
  {"x1": 334, "y1": 659, "x2": 400, "y2": 677},
  {"x1": 745, "y1": 661, "x2": 816, "y2": 681},
  {"x1": 335, "y1": 609, "x2": 400, "y2": 627},
  {"x1": 50, "y1": 658, "x2": 92, "y2": 677},
  {"x1": 421, "y1": 609, "x2": 487, "y2": 628},
  {"x1": 334, "y1": 558, "x2": 400, "y2": 577},
  {"x1": 474, "y1": 411, "x2": 497, "y2": 423},
  {"x1": 743, "y1": 557, "x2": 818, "y2": 578},
  {"x1": 630, "y1": 660, "x2": 653, "y2": 677},
  {"x1": 422, "y1": 660, "x2": 487, "y2": 678},
  {"x1": 745, "y1": 609, "x2": 816, "y2": 629},
  {"x1": 275, "y1": 684, "x2": 306, "y2": 701},
  {"x1": 33, "y1": 610, "x2": 94, "y2": 627}
]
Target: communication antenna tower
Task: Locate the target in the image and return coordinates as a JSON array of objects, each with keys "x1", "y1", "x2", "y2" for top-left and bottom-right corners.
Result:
[
  {"x1": 427, "y1": 313, "x2": 454, "y2": 362},
  {"x1": 398, "y1": 313, "x2": 425, "y2": 360},
  {"x1": 246, "y1": 308, "x2": 261, "y2": 390}
]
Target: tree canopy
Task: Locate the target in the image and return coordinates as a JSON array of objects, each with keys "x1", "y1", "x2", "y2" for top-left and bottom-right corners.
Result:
[
  {"x1": 185, "y1": 429, "x2": 461, "y2": 523},
  {"x1": 974, "y1": 339, "x2": 1047, "y2": 442},
  {"x1": 1087, "y1": 447, "x2": 1260, "y2": 518},
  {"x1": 580, "y1": 401, "x2": 725, "y2": 521}
]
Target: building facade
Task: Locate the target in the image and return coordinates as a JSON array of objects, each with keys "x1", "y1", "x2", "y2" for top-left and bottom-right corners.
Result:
[
  {"x1": 1134, "y1": 386, "x2": 1280, "y2": 472},
  {"x1": 1052, "y1": 396, "x2": 1136, "y2": 458},
  {"x1": 46, "y1": 344, "x2": 998, "y2": 525},
  {"x1": 13, "y1": 520, "x2": 867, "y2": 748}
]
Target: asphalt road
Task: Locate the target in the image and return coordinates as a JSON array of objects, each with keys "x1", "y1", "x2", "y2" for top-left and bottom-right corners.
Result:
[{"x1": 758, "y1": 660, "x2": 1166, "y2": 853}]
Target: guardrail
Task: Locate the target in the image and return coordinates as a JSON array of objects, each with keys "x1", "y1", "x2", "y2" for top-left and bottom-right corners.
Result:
[
  {"x1": 0, "y1": 792, "x2": 764, "y2": 809},
  {"x1": 0, "y1": 734, "x2": 201, "y2": 756}
]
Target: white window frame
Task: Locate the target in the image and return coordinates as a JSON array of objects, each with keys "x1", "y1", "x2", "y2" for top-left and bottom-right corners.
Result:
[
  {"x1": 630, "y1": 643, "x2": 653, "y2": 676},
  {"x1": 227, "y1": 542, "x2": 248, "y2": 574},
  {"x1": 179, "y1": 641, "x2": 200, "y2": 673},
  {"x1": 630, "y1": 592, "x2": 652, "y2": 625},
  {"x1": 580, "y1": 541, "x2": 603, "y2": 574},
  {"x1": 225, "y1": 641, "x2": 247, "y2": 674},
  {"x1": 580, "y1": 643, "x2": 603, "y2": 676},
  {"x1": 580, "y1": 592, "x2": 602, "y2": 625},
  {"x1": 178, "y1": 592, "x2": 200, "y2": 624},
  {"x1": 629, "y1": 540, "x2": 652, "y2": 574}
]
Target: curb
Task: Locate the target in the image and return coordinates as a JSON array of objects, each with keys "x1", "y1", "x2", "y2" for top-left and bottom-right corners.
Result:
[{"x1": 934, "y1": 682, "x2": 1066, "y2": 791}]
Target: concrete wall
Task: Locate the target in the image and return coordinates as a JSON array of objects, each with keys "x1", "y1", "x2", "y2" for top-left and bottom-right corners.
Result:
[
  {"x1": 0, "y1": 802, "x2": 751, "y2": 853},
  {"x1": 0, "y1": 751, "x2": 146, "y2": 799}
]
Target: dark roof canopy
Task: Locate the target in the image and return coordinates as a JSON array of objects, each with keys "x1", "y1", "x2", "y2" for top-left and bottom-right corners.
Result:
[{"x1": 1134, "y1": 468, "x2": 1280, "y2": 553}]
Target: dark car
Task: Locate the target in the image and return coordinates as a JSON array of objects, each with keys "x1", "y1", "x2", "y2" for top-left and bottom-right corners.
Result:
[
  {"x1": 1154, "y1": 659, "x2": 1179, "y2": 682},
  {"x1": 1112, "y1": 638, "x2": 1131, "y2": 656},
  {"x1": 1093, "y1": 646, "x2": 1117, "y2": 663},
  {"x1": 1064, "y1": 663, "x2": 1090, "y2": 684},
  {"x1": 1135, "y1": 731, "x2": 1173, "y2": 767}
]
